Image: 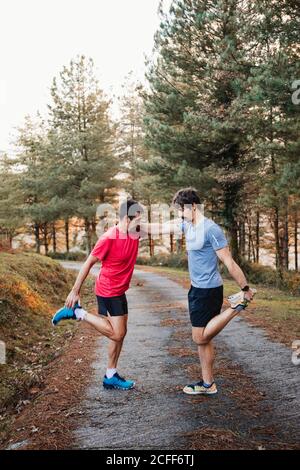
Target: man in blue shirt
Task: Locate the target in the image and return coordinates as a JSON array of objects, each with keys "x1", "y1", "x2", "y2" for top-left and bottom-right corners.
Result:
[{"x1": 140, "y1": 187, "x2": 255, "y2": 395}]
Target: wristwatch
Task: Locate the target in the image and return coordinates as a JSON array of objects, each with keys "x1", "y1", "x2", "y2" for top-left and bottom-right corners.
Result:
[{"x1": 241, "y1": 285, "x2": 250, "y2": 292}]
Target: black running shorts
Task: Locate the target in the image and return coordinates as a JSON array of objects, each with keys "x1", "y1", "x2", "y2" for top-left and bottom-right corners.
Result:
[
  {"x1": 96, "y1": 294, "x2": 128, "y2": 317},
  {"x1": 188, "y1": 285, "x2": 223, "y2": 327}
]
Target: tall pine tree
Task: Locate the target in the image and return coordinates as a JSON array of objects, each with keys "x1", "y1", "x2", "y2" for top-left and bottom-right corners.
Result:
[{"x1": 48, "y1": 55, "x2": 119, "y2": 251}]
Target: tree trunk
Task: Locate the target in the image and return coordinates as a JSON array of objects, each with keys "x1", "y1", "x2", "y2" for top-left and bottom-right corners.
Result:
[
  {"x1": 269, "y1": 101, "x2": 282, "y2": 276},
  {"x1": 247, "y1": 224, "x2": 251, "y2": 262},
  {"x1": 246, "y1": 215, "x2": 252, "y2": 262},
  {"x1": 84, "y1": 218, "x2": 92, "y2": 253},
  {"x1": 251, "y1": 235, "x2": 256, "y2": 263},
  {"x1": 284, "y1": 208, "x2": 289, "y2": 270},
  {"x1": 295, "y1": 210, "x2": 298, "y2": 271},
  {"x1": 147, "y1": 208, "x2": 154, "y2": 256},
  {"x1": 229, "y1": 225, "x2": 239, "y2": 261},
  {"x1": 148, "y1": 233, "x2": 154, "y2": 256},
  {"x1": 65, "y1": 219, "x2": 70, "y2": 253},
  {"x1": 274, "y1": 207, "x2": 283, "y2": 277},
  {"x1": 91, "y1": 217, "x2": 97, "y2": 248},
  {"x1": 238, "y1": 222, "x2": 242, "y2": 256},
  {"x1": 256, "y1": 211, "x2": 260, "y2": 263},
  {"x1": 34, "y1": 223, "x2": 40, "y2": 254},
  {"x1": 159, "y1": 213, "x2": 163, "y2": 244},
  {"x1": 150, "y1": 238, "x2": 155, "y2": 257},
  {"x1": 170, "y1": 233, "x2": 174, "y2": 254},
  {"x1": 278, "y1": 225, "x2": 285, "y2": 271},
  {"x1": 44, "y1": 225, "x2": 49, "y2": 255},
  {"x1": 239, "y1": 220, "x2": 246, "y2": 258},
  {"x1": 52, "y1": 222, "x2": 57, "y2": 253},
  {"x1": 223, "y1": 181, "x2": 240, "y2": 261}
]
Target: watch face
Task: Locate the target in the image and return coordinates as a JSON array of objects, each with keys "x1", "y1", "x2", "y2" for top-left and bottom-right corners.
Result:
[{"x1": 242, "y1": 286, "x2": 250, "y2": 291}]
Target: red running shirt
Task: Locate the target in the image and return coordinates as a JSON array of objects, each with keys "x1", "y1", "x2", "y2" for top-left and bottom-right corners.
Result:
[{"x1": 91, "y1": 226, "x2": 140, "y2": 297}]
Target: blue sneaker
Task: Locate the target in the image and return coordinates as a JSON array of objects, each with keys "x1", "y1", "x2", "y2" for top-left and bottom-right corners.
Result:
[
  {"x1": 103, "y1": 372, "x2": 135, "y2": 390},
  {"x1": 52, "y1": 302, "x2": 81, "y2": 326}
]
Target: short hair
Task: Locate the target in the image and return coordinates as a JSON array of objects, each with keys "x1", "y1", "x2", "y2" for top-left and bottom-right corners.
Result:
[
  {"x1": 172, "y1": 187, "x2": 201, "y2": 207},
  {"x1": 119, "y1": 198, "x2": 144, "y2": 220}
]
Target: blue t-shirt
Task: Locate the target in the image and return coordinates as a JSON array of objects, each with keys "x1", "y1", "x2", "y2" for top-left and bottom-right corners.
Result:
[{"x1": 181, "y1": 217, "x2": 228, "y2": 288}]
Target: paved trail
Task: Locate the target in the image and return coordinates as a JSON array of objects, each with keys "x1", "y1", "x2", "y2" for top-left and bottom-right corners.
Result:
[{"x1": 62, "y1": 263, "x2": 300, "y2": 449}]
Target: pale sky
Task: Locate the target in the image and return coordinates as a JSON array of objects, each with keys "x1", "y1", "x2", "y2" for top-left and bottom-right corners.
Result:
[{"x1": 0, "y1": 0, "x2": 171, "y2": 153}]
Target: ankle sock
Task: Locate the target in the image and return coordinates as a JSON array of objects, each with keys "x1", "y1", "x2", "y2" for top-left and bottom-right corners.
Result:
[
  {"x1": 203, "y1": 381, "x2": 214, "y2": 388},
  {"x1": 74, "y1": 307, "x2": 87, "y2": 321},
  {"x1": 106, "y1": 368, "x2": 117, "y2": 379}
]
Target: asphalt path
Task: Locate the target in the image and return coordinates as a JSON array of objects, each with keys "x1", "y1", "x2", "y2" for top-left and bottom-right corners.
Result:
[{"x1": 61, "y1": 262, "x2": 299, "y2": 449}]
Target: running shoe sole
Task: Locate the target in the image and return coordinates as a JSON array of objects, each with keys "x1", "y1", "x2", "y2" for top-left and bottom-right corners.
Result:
[
  {"x1": 183, "y1": 388, "x2": 218, "y2": 395},
  {"x1": 52, "y1": 315, "x2": 76, "y2": 326},
  {"x1": 103, "y1": 382, "x2": 135, "y2": 390}
]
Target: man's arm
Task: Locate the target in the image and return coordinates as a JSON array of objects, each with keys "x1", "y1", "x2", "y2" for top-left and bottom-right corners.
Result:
[
  {"x1": 216, "y1": 246, "x2": 254, "y2": 301},
  {"x1": 139, "y1": 218, "x2": 183, "y2": 236},
  {"x1": 65, "y1": 254, "x2": 98, "y2": 308}
]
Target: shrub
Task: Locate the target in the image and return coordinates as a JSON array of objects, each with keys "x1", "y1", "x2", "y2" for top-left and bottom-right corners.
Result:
[
  {"x1": 229, "y1": 259, "x2": 300, "y2": 295},
  {"x1": 137, "y1": 254, "x2": 300, "y2": 296},
  {"x1": 137, "y1": 252, "x2": 188, "y2": 269},
  {"x1": 47, "y1": 251, "x2": 87, "y2": 261},
  {"x1": 220, "y1": 260, "x2": 281, "y2": 287},
  {"x1": 282, "y1": 270, "x2": 300, "y2": 296}
]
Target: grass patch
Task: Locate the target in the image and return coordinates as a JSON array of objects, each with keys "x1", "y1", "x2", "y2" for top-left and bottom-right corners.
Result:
[{"x1": 0, "y1": 252, "x2": 95, "y2": 443}]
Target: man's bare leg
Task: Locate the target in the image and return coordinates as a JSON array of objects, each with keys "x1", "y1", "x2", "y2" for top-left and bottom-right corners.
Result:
[
  {"x1": 198, "y1": 341, "x2": 215, "y2": 384},
  {"x1": 188, "y1": 307, "x2": 238, "y2": 392},
  {"x1": 82, "y1": 311, "x2": 127, "y2": 342},
  {"x1": 82, "y1": 312, "x2": 128, "y2": 366},
  {"x1": 183, "y1": 337, "x2": 218, "y2": 394},
  {"x1": 106, "y1": 315, "x2": 128, "y2": 369},
  {"x1": 192, "y1": 305, "x2": 238, "y2": 346},
  {"x1": 80, "y1": 312, "x2": 134, "y2": 387},
  {"x1": 108, "y1": 339, "x2": 124, "y2": 369}
]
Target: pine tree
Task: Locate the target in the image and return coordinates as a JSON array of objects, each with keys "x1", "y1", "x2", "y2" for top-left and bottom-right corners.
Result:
[
  {"x1": 15, "y1": 113, "x2": 54, "y2": 253},
  {"x1": 48, "y1": 55, "x2": 120, "y2": 251},
  {"x1": 143, "y1": 0, "x2": 257, "y2": 259},
  {"x1": 117, "y1": 76, "x2": 164, "y2": 255},
  {"x1": 0, "y1": 153, "x2": 24, "y2": 248},
  {"x1": 144, "y1": 0, "x2": 300, "y2": 268},
  {"x1": 244, "y1": 0, "x2": 300, "y2": 272}
]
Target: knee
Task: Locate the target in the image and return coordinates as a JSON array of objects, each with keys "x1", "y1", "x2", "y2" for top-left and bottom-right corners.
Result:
[
  {"x1": 111, "y1": 329, "x2": 127, "y2": 342},
  {"x1": 192, "y1": 333, "x2": 209, "y2": 346}
]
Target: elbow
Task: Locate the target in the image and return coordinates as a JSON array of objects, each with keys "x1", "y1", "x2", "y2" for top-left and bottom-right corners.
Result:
[{"x1": 86, "y1": 255, "x2": 97, "y2": 268}]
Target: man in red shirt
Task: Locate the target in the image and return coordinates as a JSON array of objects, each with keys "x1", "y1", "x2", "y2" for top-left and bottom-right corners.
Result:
[{"x1": 52, "y1": 199, "x2": 144, "y2": 390}]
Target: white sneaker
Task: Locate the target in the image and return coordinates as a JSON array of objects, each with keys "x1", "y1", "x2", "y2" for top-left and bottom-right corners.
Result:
[{"x1": 228, "y1": 289, "x2": 257, "y2": 310}]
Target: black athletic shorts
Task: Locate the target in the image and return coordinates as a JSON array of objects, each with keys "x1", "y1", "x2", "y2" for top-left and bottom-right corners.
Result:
[
  {"x1": 188, "y1": 285, "x2": 223, "y2": 327},
  {"x1": 96, "y1": 294, "x2": 128, "y2": 317}
]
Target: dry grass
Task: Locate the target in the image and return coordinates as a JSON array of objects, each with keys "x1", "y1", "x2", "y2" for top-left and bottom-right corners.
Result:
[
  {"x1": 0, "y1": 252, "x2": 95, "y2": 445},
  {"x1": 2, "y1": 321, "x2": 99, "y2": 450}
]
